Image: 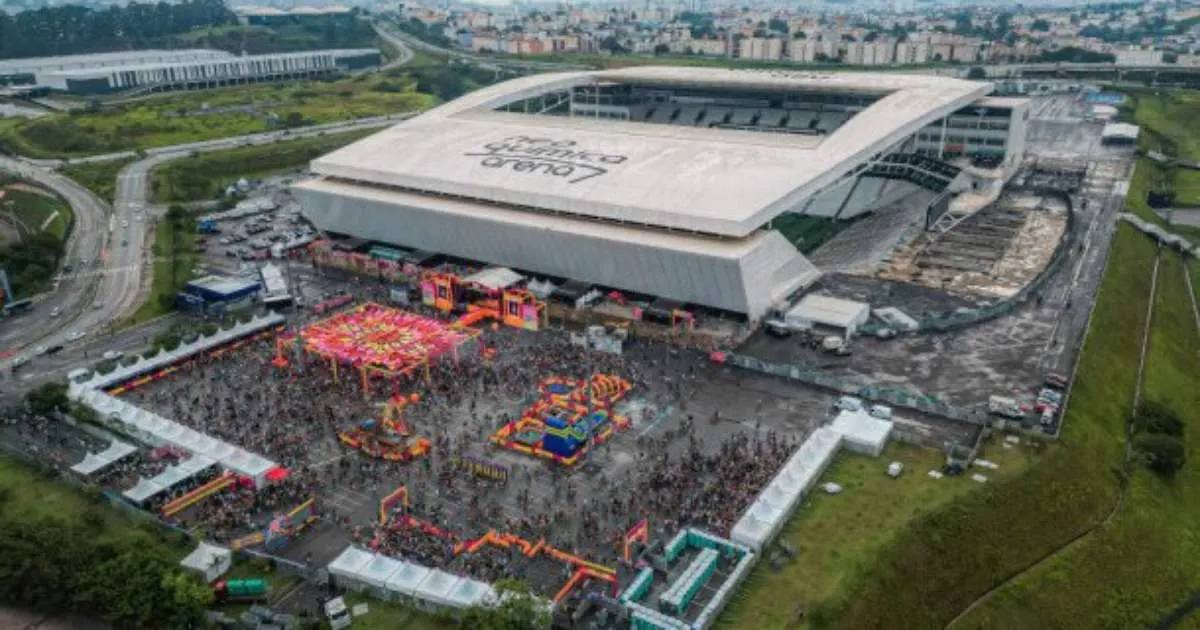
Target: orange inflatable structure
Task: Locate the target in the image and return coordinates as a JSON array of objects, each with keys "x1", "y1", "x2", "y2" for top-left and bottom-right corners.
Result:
[{"x1": 338, "y1": 394, "x2": 432, "y2": 462}]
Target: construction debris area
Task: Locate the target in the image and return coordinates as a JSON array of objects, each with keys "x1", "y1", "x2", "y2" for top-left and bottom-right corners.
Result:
[{"x1": 879, "y1": 193, "x2": 1068, "y2": 298}]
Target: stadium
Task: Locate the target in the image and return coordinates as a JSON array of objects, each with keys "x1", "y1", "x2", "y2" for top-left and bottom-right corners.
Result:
[{"x1": 295, "y1": 66, "x2": 1029, "y2": 322}]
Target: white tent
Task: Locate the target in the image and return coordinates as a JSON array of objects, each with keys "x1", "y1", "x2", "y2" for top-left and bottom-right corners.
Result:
[
  {"x1": 123, "y1": 477, "x2": 166, "y2": 503},
  {"x1": 786, "y1": 294, "x2": 871, "y2": 337},
  {"x1": 829, "y1": 410, "x2": 893, "y2": 457},
  {"x1": 464, "y1": 267, "x2": 524, "y2": 292},
  {"x1": 205, "y1": 441, "x2": 237, "y2": 462},
  {"x1": 729, "y1": 427, "x2": 843, "y2": 552},
  {"x1": 70, "y1": 453, "x2": 110, "y2": 477},
  {"x1": 149, "y1": 465, "x2": 190, "y2": 490},
  {"x1": 69, "y1": 440, "x2": 138, "y2": 477},
  {"x1": 446, "y1": 578, "x2": 495, "y2": 609},
  {"x1": 174, "y1": 455, "x2": 217, "y2": 478},
  {"x1": 414, "y1": 570, "x2": 460, "y2": 609},
  {"x1": 327, "y1": 546, "x2": 375, "y2": 590},
  {"x1": 220, "y1": 447, "x2": 276, "y2": 488},
  {"x1": 179, "y1": 541, "x2": 232, "y2": 583},
  {"x1": 384, "y1": 561, "x2": 431, "y2": 598},
  {"x1": 360, "y1": 554, "x2": 404, "y2": 590}
]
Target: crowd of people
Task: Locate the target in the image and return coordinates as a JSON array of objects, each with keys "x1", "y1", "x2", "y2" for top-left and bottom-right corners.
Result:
[{"x1": 45, "y1": 291, "x2": 808, "y2": 598}]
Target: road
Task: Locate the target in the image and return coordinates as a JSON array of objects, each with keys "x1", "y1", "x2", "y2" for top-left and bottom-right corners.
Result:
[
  {"x1": 374, "y1": 23, "x2": 592, "y2": 72},
  {"x1": 20, "y1": 114, "x2": 410, "y2": 169},
  {"x1": 0, "y1": 156, "x2": 108, "y2": 359},
  {"x1": 374, "y1": 23, "x2": 414, "y2": 69},
  {"x1": 0, "y1": 114, "x2": 410, "y2": 372}
]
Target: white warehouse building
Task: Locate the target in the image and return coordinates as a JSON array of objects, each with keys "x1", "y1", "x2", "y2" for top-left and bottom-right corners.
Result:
[
  {"x1": 32, "y1": 49, "x2": 381, "y2": 94},
  {"x1": 295, "y1": 67, "x2": 1028, "y2": 322}
]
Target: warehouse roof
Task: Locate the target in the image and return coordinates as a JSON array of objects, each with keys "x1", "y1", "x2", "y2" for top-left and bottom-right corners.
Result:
[
  {"x1": 0, "y1": 49, "x2": 232, "y2": 75},
  {"x1": 310, "y1": 67, "x2": 991, "y2": 238}
]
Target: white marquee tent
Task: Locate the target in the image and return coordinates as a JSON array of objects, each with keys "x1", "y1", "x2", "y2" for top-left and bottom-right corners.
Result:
[
  {"x1": 384, "y1": 560, "x2": 431, "y2": 599},
  {"x1": 327, "y1": 546, "x2": 375, "y2": 591},
  {"x1": 70, "y1": 440, "x2": 137, "y2": 477},
  {"x1": 180, "y1": 541, "x2": 232, "y2": 583},
  {"x1": 829, "y1": 409, "x2": 894, "y2": 457},
  {"x1": 730, "y1": 427, "x2": 843, "y2": 551}
]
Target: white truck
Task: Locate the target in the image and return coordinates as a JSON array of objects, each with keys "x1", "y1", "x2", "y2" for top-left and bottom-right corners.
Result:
[{"x1": 325, "y1": 596, "x2": 352, "y2": 629}]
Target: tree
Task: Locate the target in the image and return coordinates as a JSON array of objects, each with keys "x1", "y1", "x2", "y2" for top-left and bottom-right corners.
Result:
[
  {"x1": 653, "y1": 43, "x2": 670, "y2": 55},
  {"x1": 967, "y1": 66, "x2": 987, "y2": 80},
  {"x1": 460, "y1": 580, "x2": 551, "y2": 630},
  {"x1": 1134, "y1": 400, "x2": 1184, "y2": 437},
  {"x1": 1135, "y1": 433, "x2": 1186, "y2": 477},
  {"x1": 1030, "y1": 19, "x2": 1051, "y2": 32},
  {"x1": 768, "y1": 18, "x2": 789, "y2": 34},
  {"x1": 26, "y1": 382, "x2": 68, "y2": 415}
]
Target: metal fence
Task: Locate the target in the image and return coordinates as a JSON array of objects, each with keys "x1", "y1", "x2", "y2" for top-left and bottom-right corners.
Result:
[{"x1": 722, "y1": 352, "x2": 982, "y2": 425}]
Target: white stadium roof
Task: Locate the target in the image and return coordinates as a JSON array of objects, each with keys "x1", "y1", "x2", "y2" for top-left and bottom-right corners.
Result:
[{"x1": 311, "y1": 67, "x2": 991, "y2": 238}]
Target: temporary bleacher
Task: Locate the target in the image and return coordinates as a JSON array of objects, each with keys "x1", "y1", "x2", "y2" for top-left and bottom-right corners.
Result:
[
  {"x1": 757, "y1": 109, "x2": 786, "y2": 128},
  {"x1": 785, "y1": 111, "x2": 815, "y2": 130},
  {"x1": 729, "y1": 108, "x2": 757, "y2": 126},
  {"x1": 816, "y1": 112, "x2": 845, "y2": 134},
  {"x1": 649, "y1": 106, "x2": 677, "y2": 124},
  {"x1": 676, "y1": 104, "x2": 706, "y2": 126},
  {"x1": 699, "y1": 108, "x2": 729, "y2": 127},
  {"x1": 864, "y1": 154, "x2": 962, "y2": 193}
]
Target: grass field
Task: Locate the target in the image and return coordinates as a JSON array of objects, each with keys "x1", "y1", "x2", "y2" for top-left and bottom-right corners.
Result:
[
  {"x1": 0, "y1": 456, "x2": 188, "y2": 561},
  {"x1": 127, "y1": 216, "x2": 197, "y2": 325},
  {"x1": 61, "y1": 158, "x2": 136, "y2": 204},
  {"x1": 715, "y1": 438, "x2": 1040, "y2": 630},
  {"x1": 952, "y1": 248, "x2": 1200, "y2": 629},
  {"x1": 151, "y1": 129, "x2": 374, "y2": 203},
  {"x1": 0, "y1": 75, "x2": 432, "y2": 158},
  {"x1": 809, "y1": 224, "x2": 1156, "y2": 629},
  {"x1": 335, "y1": 593, "x2": 452, "y2": 630},
  {"x1": 1128, "y1": 90, "x2": 1200, "y2": 208},
  {"x1": 771, "y1": 214, "x2": 856, "y2": 254},
  {"x1": 1, "y1": 187, "x2": 72, "y2": 240}
]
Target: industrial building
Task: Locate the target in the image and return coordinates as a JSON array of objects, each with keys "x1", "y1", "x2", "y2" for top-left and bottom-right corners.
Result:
[
  {"x1": 0, "y1": 49, "x2": 232, "y2": 86},
  {"x1": 295, "y1": 67, "x2": 1029, "y2": 322},
  {"x1": 178, "y1": 276, "x2": 261, "y2": 314},
  {"x1": 21, "y1": 49, "x2": 380, "y2": 93}
]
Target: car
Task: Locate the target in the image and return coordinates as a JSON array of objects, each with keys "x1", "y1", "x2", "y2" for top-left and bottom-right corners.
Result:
[
  {"x1": 32, "y1": 345, "x2": 47, "y2": 356},
  {"x1": 834, "y1": 396, "x2": 863, "y2": 413},
  {"x1": 11, "y1": 356, "x2": 29, "y2": 369},
  {"x1": 121, "y1": 239, "x2": 128, "y2": 247},
  {"x1": 67, "y1": 330, "x2": 85, "y2": 342},
  {"x1": 49, "y1": 307, "x2": 61, "y2": 318},
  {"x1": 135, "y1": 214, "x2": 143, "y2": 222},
  {"x1": 869, "y1": 405, "x2": 893, "y2": 420},
  {"x1": 45, "y1": 344, "x2": 64, "y2": 355},
  {"x1": 102, "y1": 350, "x2": 123, "y2": 361},
  {"x1": 121, "y1": 220, "x2": 129, "y2": 228}
]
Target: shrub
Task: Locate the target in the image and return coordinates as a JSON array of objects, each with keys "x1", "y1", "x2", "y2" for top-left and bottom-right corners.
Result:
[
  {"x1": 1134, "y1": 433, "x2": 1186, "y2": 477},
  {"x1": 1133, "y1": 400, "x2": 1183, "y2": 437}
]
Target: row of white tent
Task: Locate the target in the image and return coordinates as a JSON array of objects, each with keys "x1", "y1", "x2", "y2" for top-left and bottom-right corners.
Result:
[
  {"x1": 70, "y1": 439, "x2": 138, "y2": 477},
  {"x1": 76, "y1": 388, "x2": 277, "y2": 489},
  {"x1": 123, "y1": 453, "x2": 220, "y2": 504},
  {"x1": 327, "y1": 546, "x2": 497, "y2": 612},
  {"x1": 75, "y1": 312, "x2": 285, "y2": 392},
  {"x1": 68, "y1": 313, "x2": 286, "y2": 489},
  {"x1": 729, "y1": 409, "x2": 894, "y2": 552}
]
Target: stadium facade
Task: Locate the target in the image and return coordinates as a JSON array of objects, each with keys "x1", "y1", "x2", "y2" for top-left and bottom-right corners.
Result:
[{"x1": 296, "y1": 67, "x2": 1029, "y2": 321}]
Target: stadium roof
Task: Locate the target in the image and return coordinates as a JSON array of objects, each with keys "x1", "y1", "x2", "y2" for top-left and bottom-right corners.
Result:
[{"x1": 312, "y1": 67, "x2": 992, "y2": 238}]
